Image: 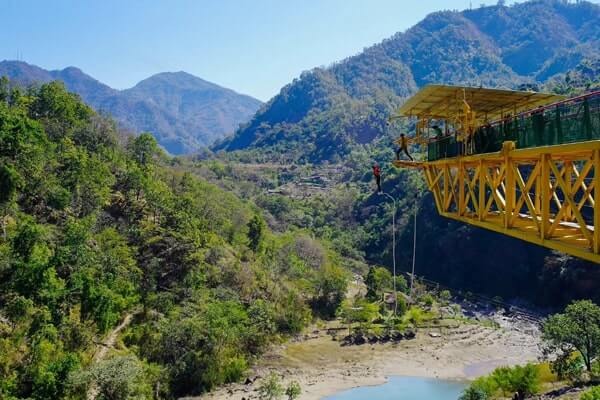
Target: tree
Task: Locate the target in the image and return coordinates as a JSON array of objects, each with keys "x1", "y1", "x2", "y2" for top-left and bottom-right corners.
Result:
[
  {"x1": 247, "y1": 214, "x2": 265, "y2": 252},
  {"x1": 0, "y1": 76, "x2": 8, "y2": 102},
  {"x1": 491, "y1": 364, "x2": 539, "y2": 400},
  {"x1": 365, "y1": 266, "x2": 408, "y2": 301},
  {"x1": 0, "y1": 163, "x2": 21, "y2": 203},
  {"x1": 542, "y1": 300, "x2": 600, "y2": 372},
  {"x1": 257, "y1": 373, "x2": 284, "y2": 400},
  {"x1": 0, "y1": 163, "x2": 22, "y2": 238},
  {"x1": 365, "y1": 266, "x2": 392, "y2": 301},
  {"x1": 338, "y1": 298, "x2": 379, "y2": 333},
  {"x1": 312, "y1": 263, "x2": 348, "y2": 317},
  {"x1": 285, "y1": 381, "x2": 301, "y2": 400},
  {"x1": 12, "y1": 218, "x2": 46, "y2": 262},
  {"x1": 128, "y1": 132, "x2": 161, "y2": 167},
  {"x1": 29, "y1": 81, "x2": 92, "y2": 141}
]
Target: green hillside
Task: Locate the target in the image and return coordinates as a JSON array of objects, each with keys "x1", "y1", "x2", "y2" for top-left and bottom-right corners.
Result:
[
  {"x1": 0, "y1": 79, "x2": 348, "y2": 399},
  {"x1": 216, "y1": 0, "x2": 599, "y2": 162},
  {"x1": 202, "y1": 53, "x2": 600, "y2": 309}
]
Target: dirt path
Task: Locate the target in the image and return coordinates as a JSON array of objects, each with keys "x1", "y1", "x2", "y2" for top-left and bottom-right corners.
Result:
[{"x1": 87, "y1": 312, "x2": 136, "y2": 400}]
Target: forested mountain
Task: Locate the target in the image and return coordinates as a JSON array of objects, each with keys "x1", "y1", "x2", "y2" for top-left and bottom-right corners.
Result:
[
  {"x1": 204, "y1": 1, "x2": 600, "y2": 311},
  {"x1": 0, "y1": 79, "x2": 346, "y2": 398},
  {"x1": 0, "y1": 61, "x2": 262, "y2": 154},
  {"x1": 216, "y1": 0, "x2": 600, "y2": 162}
]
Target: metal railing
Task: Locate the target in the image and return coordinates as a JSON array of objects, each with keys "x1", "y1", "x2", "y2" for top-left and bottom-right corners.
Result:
[{"x1": 427, "y1": 90, "x2": 600, "y2": 161}]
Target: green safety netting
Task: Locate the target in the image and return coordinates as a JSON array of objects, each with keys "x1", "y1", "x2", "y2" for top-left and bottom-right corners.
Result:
[{"x1": 427, "y1": 93, "x2": 600, "y2": 162}]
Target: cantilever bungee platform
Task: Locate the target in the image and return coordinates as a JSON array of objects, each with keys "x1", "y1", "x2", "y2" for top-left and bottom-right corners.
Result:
[{"x1": 391, "y1": 85, "x2": 600, "y2": 263}]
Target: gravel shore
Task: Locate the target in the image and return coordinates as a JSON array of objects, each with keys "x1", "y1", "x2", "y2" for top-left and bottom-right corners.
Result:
[{"x1": 191, "y1": 312, "x2": 541, "y2": 400}]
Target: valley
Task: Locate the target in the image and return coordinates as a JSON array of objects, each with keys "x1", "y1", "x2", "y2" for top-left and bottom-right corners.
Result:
[{"x1": 1, "y1": 1, "x2": 599, "y2": 400}]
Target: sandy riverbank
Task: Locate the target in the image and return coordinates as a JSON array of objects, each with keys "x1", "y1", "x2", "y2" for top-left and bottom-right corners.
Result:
[{"x1": 190, "y1": 314, "x2": 541, "y2": 400}]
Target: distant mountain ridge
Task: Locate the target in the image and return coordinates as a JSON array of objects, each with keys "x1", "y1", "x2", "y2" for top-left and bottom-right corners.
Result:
[
  {"x1": 216, "y1": 0, "x2": 600, "y2": 162},
  {"x1": 0, "y1": 60, "x2": 262, "y2": 154}
]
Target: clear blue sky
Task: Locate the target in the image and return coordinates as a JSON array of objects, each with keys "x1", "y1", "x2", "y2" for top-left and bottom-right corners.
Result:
[{"x1": 2, "y1": 0, "x2": 593, "y2": 101}]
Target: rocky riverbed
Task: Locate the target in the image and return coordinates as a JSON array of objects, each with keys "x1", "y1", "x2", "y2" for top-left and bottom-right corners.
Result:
[{"x1": 192, "y1": 309, "x2": 542, "y2": 400}]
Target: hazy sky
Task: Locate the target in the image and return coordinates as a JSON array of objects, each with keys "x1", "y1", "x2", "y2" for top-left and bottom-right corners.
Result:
[{"x1": 2, "y1": 0, "x2": 595, "y2": 101}]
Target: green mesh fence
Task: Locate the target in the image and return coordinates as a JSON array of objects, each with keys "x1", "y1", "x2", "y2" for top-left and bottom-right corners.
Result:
[
  {"x1": 427, "y1": 92, "x2": 600, "y2": 162},
  {"x1": 427, "y1": 135, "x2": 460, "y2": 161}
]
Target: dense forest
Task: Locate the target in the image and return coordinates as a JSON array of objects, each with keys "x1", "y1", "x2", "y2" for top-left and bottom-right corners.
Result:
[{"x1": 0, "y1": 79, "x2": 349, "y2": 399}]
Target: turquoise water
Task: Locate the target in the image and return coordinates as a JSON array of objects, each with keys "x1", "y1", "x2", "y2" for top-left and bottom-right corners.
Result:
[{"x1": 323, "y1": 376, "x2": 466, "y2": 400}]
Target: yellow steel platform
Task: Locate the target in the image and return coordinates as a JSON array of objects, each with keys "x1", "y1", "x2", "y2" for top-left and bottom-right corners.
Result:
[{"x1": 397, "y1": 141, "x2": 600, "y2": 263}]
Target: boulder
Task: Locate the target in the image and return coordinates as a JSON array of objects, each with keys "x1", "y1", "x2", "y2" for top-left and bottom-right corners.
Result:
[
  {"x1": 354, "y1": 333, "x2": 366, "y2": 345},
  {"x1": 342, "y1": 335, "x2": 354, "y2": 346}
]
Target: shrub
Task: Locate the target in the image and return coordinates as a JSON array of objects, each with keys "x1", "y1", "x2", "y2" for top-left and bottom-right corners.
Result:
[
  {"x1": 537, "y1": 362, "x2": 557, "y2": 384},
  {"x1": 470, "y1": 375, "x2": 498, "y2": 397},
  {"x1": 459, "y1": 386, "x2": 489, "y2": 400},
  {"x1": 257, "y1": 373, "x2": 284, "y2": 400},
  {"x1": 582, "y1": 386, "x2": 600, "y2": 400},
  {"x1": 222, "y1": 356, "x2": 247, "y2": 384},
  {"x1": 420, "y1": 293, "x2": 435, "y2": 307},
  {"x1": 403, "y1": 306, "x2": 434, "y2": 327},
  {"x1": 492, "y1": 364, "x2": 540, "y2": 400},
  {"x1": 337, "y1": 298, "x2": 379, "y2": 333},
  {"x1": 285, "y1": 380, "x2": 301, "y2": 400},
  {"x1": 396, "y1": 294, "x2": 408, "y2": 317},
  {"x1": 592, "y1": 360, "x2": 600, "y2": 379},
  {"x1": 550, "y1": 352, "x2": 585, "y2": 382},
  {"x1": 461, "y1": 364, "x2": 540, "y2": 400},
  {"x1": 439, "y1": 289, "x2": 452, "y2": 305},
  {"x1": 68, "y1": 355, "x2": 153, "y2": 400}
]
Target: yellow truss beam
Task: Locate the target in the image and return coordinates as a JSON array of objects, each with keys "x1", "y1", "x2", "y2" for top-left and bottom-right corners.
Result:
[{"x1": 393, "y1": 140, "x2": 600, "y2": 264}]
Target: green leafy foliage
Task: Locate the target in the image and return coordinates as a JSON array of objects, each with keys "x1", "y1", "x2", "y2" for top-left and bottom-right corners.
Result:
[
  {"x1": 461, "y1": 363, "x2": 541, "y2": 400},
  {"x1": 68, "y1": 355, "x2": 154, "y2": 400},
  {"x1": 365, "y1": 266, "x2": 392, "y2": 301},
  {"x1": 0, "y1": 79, "x2": 346, "y2": 399},
  {"x1": 338, "y1": 298, "x2": 380, "y2": 333},
  {"x1": 458, "y1": 386, "x2": 488, "y2": 400},
  {"x1": 542, "y1": 300, "x2": 600, "y2": 372},
  {"x1": 248, "y1": 214, "x2": 266, "y2": 252},
  {"x1": 257, "y1": 373, "x2": 285, "y2": 400},
  {"x1": 582, "y1": 385, "x2": 600, "y2": 400},
  {"x1": 550, "y1": 352, "x2": 586, "y2": 383},
  {"x1": 285, "y1": 380, "x2": 302, "y2": 400}
]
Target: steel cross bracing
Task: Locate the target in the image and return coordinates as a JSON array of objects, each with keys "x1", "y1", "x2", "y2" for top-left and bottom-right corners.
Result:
[{"x1": 395, "y1": 140, "x2": 600, "y2": 263}]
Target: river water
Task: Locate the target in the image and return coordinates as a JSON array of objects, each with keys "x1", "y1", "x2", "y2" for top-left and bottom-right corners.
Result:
[{"x1": 323, "y1": 376, "x2": 467, "y2": 400}]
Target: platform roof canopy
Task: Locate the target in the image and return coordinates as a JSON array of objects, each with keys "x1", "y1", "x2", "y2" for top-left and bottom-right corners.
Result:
[{"x1": 396, "y1": 85, "x2": 565, "y2": 121}]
